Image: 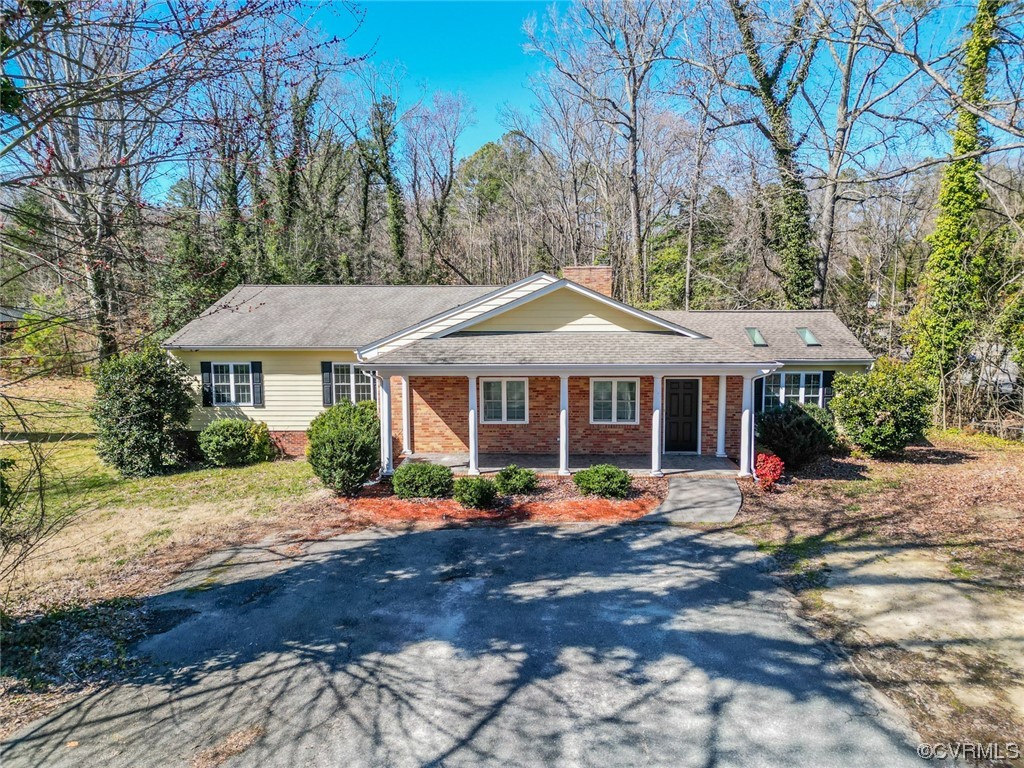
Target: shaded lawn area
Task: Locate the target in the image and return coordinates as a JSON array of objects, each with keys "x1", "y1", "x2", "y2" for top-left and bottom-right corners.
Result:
[{"x1": 710, "y1": 430, "x2": 1024, "y2": 765}]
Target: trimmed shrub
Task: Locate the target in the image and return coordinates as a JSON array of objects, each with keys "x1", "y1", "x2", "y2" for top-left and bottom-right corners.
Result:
[
  {"x1": 391, "y1": 462, "x2": 454, "y2": 499},
  {"x1": 453, "y1": 477, "x2": 498, "y2": 509},
  {"x1": 573, "y1": 464, "x2": 631, "y2": 499},
  {"x1": 830, "y1": 357, "x2": 934, "y2": 457},
  {"x1": 306, "y1": 400, "x2": 380, "y2": 495},
  {"x1": 199, "y1": 419, "x2": 272, "y2": 467},
  {"x1": 92, "y1": 346, "x2": 195, "y2": 477},
  {"x1": 755, "y1": 453, "x2": 784, "y2": 492},
  {"x1": 494, "y1": 464, "x2": 539, "y2": 496},
  {"x1": 755, "y1": 402, "x2": 837, "y2": 469}
]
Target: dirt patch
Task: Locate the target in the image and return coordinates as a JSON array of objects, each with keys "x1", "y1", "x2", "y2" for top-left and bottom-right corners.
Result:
[
  {"x1": 191, "y1": 724, "x2": 265, "y2": 768},
  {"x1": 715, "y1": 433, "x2": 1024, "y2": 764}
]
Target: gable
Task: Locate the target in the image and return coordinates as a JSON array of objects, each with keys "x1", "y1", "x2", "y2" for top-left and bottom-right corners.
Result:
[{"x1": 469, "y1": 286, "x2": 668, "y2": 333}]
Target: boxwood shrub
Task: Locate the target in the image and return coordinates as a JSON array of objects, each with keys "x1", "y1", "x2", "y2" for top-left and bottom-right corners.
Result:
[
  {"x1": 494, "y1": 464, "x2": 539, "y2": 495},
  {"x1": 198, "y1": 419, "x2": 272, "y2": 467},
  {"x1": 306, "y1": 400, "x2": 380, "y2": 495},
  {"x1": 453, "y1": 476, "x2": 498, "y2": 509},
  {"x1": 755, "y1": 402, "x2": 837, "y2": 469},
  {"x1": 391, "y1": 462, "x2": 454, "y2": 499},
  {"x1": 573, "y1": 464, "x2": 631, "y2": 499}
]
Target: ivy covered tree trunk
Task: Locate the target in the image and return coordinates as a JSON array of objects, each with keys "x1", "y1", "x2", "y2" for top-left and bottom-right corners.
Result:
[{"x1": 909, "y1": 0, "x2": 1004, "y2": 396}]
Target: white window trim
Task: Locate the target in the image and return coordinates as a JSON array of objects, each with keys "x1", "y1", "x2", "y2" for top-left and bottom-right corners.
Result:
[
  {"x1": 212, "y1": 362, "x2": 253, "y2": 407},
  {"x1": 479, "y1": 377, "x2": 529, "y2": 424},
  {"x1": 762, "y1": 371, "x2": 824, "y2": 409},
  {"x1": 332, "y1": 363, "x2": 377, "y2": 404},
  {"x1": 590, "y1": 377, "x2": 641, "y2": 425}
]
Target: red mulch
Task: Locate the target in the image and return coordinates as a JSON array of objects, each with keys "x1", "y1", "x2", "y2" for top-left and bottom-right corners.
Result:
[{"x1": 300, "y1": 476, "x2": 668, "y2": 529}]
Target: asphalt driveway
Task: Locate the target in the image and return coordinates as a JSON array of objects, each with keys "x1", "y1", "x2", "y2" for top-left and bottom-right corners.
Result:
[{"x1": 2, "y1": 523, "x2": 925, "y2": 767}]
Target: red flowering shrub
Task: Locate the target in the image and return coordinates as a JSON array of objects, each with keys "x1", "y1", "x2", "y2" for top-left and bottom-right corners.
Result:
[{"x1": 755, "y1": 453, "x2": 784, "y2": 492}]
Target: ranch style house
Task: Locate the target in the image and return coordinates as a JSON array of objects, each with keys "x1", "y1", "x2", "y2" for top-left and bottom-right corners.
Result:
[{"x1": 163, "y1": 266, "x2": 873, "y2": 477}]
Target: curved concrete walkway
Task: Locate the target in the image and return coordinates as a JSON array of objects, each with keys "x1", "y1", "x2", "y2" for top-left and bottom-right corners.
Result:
[{"x1": 644, "y1": 477, "x2": 743, "y2": 524}]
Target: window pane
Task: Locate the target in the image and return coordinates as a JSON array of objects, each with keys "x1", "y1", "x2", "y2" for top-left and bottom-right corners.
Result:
[
  {"x1": 783, "y1": 373, "x2": 802, "y2": 404},
  {"x1": 355, "y1": 368, "x2": 375, "y2": 402},
  {"x1": 482, "y1": 381, "x2": 503, "y2": 421},
  {"x1": 764, "y1": 374, "x2": 782, "y2": 409},
  {"x1": 616, "y1": 381, "x2": 637, "y2": 422},
  {"x1": 803, "y1": 373, "x2": 821, "y2": 404},
  {"x1": 234, "y1": 383, "x2": 252, "y2": 404},
  {"x1": 333, "y1": 364, "x2": 352, "y2": 403},
  {"x1": 592, "y1": 381, "x2": 613, "y2": 421},
  {"x1": 214, "y1": 384, "x2": 231, "y2": 404},
  {"x1": 505, "y1": 381, "x2": 526, "y2": 421}
]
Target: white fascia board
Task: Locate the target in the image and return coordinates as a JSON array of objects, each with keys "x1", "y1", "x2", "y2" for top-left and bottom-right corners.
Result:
[
  {"x1": 164, "y1": 345, "x2": 360, "y2": 351},
  {"x1": 356, "y1": 363, "x2": 781, "y2": 377},
  {"x1": 432, "y1": 279, "x2": 708, "y2": 339},
  {"x1": 356, "y1": 272, "x2": 557, "y2": 358}
]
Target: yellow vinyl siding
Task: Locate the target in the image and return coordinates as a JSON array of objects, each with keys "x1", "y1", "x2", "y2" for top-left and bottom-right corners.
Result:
[
  {"x1": 471, "y1": 287, "x2": 665, "y2": 333},
  {"x1": 365, "y1": 275, "x2": 558, "y2": 358},
  {"x1": 173, "y1": 349, "x2": 357, "y2": 431}
]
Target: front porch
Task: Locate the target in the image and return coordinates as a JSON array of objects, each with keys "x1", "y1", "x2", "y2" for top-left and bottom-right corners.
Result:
[
  {"x1": 374, "y1": 370, "x2": 764, "y2": 479},
  {"x1": 401, "y1": 452, "x2": 739, "y2": 477}
]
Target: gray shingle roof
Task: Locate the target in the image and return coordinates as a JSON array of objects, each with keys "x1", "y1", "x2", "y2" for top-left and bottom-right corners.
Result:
[
  {"x1": 650, "y1": 310, "x2": 873, "y2": 362},
  {"x1": 163, "y1": 283, "x2": 873, "y2": 366},
  {"x1": 369, "y1": 332, "x2": 773, "y2": 366},
  {"x1": 163, "y1": 284, "x2": 497, "y2": 349}
]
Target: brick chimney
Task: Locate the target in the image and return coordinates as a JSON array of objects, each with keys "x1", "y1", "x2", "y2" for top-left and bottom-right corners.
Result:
[{"x1": 561, "y1": 265, "x2": 613, "y2": 297}]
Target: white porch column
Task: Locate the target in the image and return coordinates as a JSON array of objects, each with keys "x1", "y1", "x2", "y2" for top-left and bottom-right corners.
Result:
[
  {"x1": 651, "y1": 375, "x2": 664, "y2": 476},
  {"x1": 400, "y1": 376, "x2": 411, "y2": 455},
  {"x1": 379, "y1": 375, "x2": 394, "y2": 475},
  {"x1": 738, "y1": 375, "x2": 753, "y2": 476},
  {"x1": 716, "y1": 375, "x2": 728, "y2": 458},
  {"x1": 558, "y1": 375, "x2": 570, "y2": 476},
  {"x1": 467, "y1": 375, "x2": 480, "y2": 475}
]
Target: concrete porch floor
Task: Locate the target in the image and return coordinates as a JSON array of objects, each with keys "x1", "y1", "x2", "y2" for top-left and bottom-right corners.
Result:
[{"x1": 400, "y1": 452, "x2": 739, "y2": 477}]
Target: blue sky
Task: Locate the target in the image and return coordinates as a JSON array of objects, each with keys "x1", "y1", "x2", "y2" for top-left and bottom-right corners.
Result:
[{"x1": 322, "y1": 1, "x2": 552, "y2": 157}]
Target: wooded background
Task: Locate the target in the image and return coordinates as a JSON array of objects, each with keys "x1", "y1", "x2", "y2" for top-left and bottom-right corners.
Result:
[{"x1": 2, "y1": 0, "x2": 1023, "y2": 425}]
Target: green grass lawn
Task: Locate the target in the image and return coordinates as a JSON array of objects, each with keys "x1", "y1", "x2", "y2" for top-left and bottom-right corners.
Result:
[{"x1": 1, "y1": 377, "x2": 322, "y2": 606}]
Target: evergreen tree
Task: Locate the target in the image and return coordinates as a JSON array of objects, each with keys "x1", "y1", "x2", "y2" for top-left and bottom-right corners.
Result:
[{"x1": 909, "y1": 0, "x2": 1005, "y2": 379}]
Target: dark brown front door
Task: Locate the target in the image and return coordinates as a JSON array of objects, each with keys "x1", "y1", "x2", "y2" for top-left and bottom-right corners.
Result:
[{"x1": 665, "y1": 379, "x2": 699, "y2": 452}]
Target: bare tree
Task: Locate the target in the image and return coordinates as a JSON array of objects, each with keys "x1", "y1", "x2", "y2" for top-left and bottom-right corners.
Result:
[{"x1": 525, "y1": 0, "x2": 683, "y2": 302}]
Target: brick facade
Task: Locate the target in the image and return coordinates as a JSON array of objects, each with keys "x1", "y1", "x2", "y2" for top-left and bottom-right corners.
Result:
[
  {"x1": 398, "y1": 374, "x2": 745, "y2": 461},
  {"x1": 725, "y1": 375, "x2": 743, "y2": 459}
]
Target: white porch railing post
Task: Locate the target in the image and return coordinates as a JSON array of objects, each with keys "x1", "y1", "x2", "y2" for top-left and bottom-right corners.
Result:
[
  {"x1": 401, "y1": 375, "x2": 411, "y2": 455},
  {"x1": 558, "y1": 375, "x2": 570, "y2": 476},
  {"x1": 379, "y1": 375, "x2": 394, "y2": 475},
  {"x1": 651, "y1": 375, "x2": 664, "y2": 476},
  {"x1": 468, "y1": 375, "x2": 480, "y2": 475},
  {"x1": 716, "y1": 375, "x2": 728, "y2": 458},
  {"x1": 739, "y1": 375, "x2": 753, "y2": 476}
]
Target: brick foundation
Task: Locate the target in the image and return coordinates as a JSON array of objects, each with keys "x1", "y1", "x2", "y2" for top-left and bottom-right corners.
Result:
[{"x1": 270, "y1": 430, "x2": 308, "y2": 457}]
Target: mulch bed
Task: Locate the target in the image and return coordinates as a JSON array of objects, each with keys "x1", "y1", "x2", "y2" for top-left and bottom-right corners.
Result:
[{"x1": 300, "y1": 476, "x2": 668, "y2": 530}]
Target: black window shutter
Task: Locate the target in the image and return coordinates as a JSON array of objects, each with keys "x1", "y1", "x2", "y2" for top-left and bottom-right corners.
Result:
[
  {"x1": 321, "y1": 362, "x2": 334, "y2": 406},
  {"x1": 200, "y1": 361, "x2": 213, "y2": 407},
  {"x1": 754, "y1": 378, "x2": 764, "y2": 413},
  {"x1": 822, "y1": 370, "x2": 836, "y2": 407},
  {"x1": 251, "y1": 361, "x2": 264, "y2": 407}
]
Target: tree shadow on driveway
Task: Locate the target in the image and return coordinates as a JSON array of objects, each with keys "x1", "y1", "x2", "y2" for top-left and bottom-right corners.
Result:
[{"x1": 2, "y1": 523, "x2": 925, "y2": 768}]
